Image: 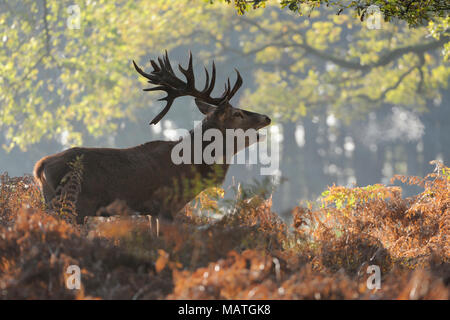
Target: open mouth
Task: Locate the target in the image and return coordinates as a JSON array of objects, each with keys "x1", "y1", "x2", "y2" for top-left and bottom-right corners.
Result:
[{"x1": 256, "y1": 119, "x2": 271, "y2": 141}]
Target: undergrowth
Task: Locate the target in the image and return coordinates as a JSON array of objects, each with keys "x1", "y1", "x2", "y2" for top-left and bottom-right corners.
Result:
[{"x1": 0, "y1": 161, "x2": 448, "y2": 299}]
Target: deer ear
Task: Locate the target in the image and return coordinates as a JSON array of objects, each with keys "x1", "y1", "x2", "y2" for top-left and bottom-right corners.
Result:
[{"x1": 195, "y1": 99, "x2": 216, "y2": 115}]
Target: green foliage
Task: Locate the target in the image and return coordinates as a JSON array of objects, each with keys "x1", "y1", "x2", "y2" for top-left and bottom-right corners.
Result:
[
  {"x1": 217, "y1": 0, "x2": 450, "y2": 27},
  {"x1": 191, "y1": 186, "x2": 225, "y2": 213},
  {"x1": 236, "y1": 7, "x2": 449, "y2": 123},
  {"x1": 0, "y1": 1, "x2": 448, "y2": 151},
  {"x1": 428, "y1": 15, "x2": 450, "y2": 60},
  {"x1": 218, "y1": 0, "x2": 267, "y2": 15},
  {"x1": 320, "y1": 184, "x2": 401, "y2": 215},
  {"x1": 0, "y1": 0, "x2": 223, "y2": 151}
]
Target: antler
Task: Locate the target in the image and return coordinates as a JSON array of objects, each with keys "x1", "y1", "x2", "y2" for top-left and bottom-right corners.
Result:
[{"x1": 133, "y1": 50, "x2": 243, "y2": 125}]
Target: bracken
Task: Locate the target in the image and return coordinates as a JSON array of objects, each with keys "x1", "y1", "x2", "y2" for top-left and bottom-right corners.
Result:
[{"x1": 0, "y1": 161, "x2": 448, "y2": 299}]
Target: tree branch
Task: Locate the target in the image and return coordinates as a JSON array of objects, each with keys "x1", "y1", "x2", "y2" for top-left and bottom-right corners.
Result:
[
  {"x1": 239, "y1": 35, "x2": 449, "y2": 70},
  {"x1": 355, "y1": 65, "x2": 417, "y2": 103}
]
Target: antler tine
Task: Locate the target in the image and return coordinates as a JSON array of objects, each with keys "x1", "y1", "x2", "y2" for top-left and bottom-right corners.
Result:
[
  {"x1": 143, "y1": 85, "x2": 166, "y2": 92},
  {"x1": 227, "y1": 69, "x2": 243, "y2": 100},
  {"x1": 133, "y1": 60, "x2": 152, "y2": 79},
  {"x1": 202, "y1": 61, "x2": 216, "y2": 96},
  {"x1": 150, "y1": 59, "x2": 160, "y2": 72},
  {"x1": 157, "y1": 56, "x2": 165, "y2": 71},
  {"x1": 202, "y1": 66, "x2": 210, "y2": 92},
  {"x1": 163, "y1": 50, "x2": 175, "y2": 75},
  {"x1": 150, "y1": 97, "x2": 175, "y2": 125},
  {"x1": 178, "y1": 51, "x2": 195, "y2": 89},
  {"x1": 219, "y1": 78, "x2": 231, "y2": 101}
]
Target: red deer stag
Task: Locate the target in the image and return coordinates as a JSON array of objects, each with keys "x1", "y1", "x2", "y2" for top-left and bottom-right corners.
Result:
[{"x1": 34, "y1": 51, "x2": 271, "y2": 223}]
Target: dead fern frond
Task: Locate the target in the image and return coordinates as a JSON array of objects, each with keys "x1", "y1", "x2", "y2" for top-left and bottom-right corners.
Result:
[{"x1": 50, "y1": 155, "x2": 84, "y2": 224}]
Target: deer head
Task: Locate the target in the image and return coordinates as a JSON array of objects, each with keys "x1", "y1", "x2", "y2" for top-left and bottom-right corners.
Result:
[{"x1": 132, "y1": 51, "x2": 271, "y2": 136}]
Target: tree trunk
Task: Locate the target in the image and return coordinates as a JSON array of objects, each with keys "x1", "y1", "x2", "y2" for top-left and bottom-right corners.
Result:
[{"x1": 303, "y1": 118, "x2": 329, "y2": 198}]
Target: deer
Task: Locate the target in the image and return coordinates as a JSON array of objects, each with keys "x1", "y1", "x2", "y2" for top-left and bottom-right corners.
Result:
[{"x1": 33, "y1": 51, "x2": 271, "y2": 224}]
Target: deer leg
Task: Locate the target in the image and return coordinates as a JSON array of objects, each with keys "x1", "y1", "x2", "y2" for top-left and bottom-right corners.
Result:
[
  {"x1": 141, "y1": 198, "x2": 174, "y2": 222},
  {"x1": 76, "y1": 197, "x2": 101, "y2": 224},
  {"x1": 159, "y1": 210, "x2": 174, "y2": 222}
]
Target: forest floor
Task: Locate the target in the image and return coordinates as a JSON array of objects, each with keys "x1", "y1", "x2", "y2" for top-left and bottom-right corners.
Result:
[{"x1": 0, "y1": 162, "x2": 448, "y2": 299}]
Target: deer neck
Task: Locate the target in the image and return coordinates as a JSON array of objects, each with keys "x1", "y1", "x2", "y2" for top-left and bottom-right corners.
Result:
[{"x1": 184, "y1": 120, "x2": 230, "y2": 183}]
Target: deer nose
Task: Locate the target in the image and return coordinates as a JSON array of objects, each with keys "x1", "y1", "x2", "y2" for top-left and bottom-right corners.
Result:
[{"x1": 264, "y1": 116, "x2": 271, "y2": 125}]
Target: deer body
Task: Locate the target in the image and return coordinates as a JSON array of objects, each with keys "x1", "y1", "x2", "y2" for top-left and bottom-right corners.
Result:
[
  {"x1": 34, "y1": 51, "x2": 270, "y2": 223},
  {"x1": 34, "y1": 134, "x2": 229, "y2": 223}
]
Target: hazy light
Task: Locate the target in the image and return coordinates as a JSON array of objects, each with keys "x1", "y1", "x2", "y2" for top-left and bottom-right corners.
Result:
[
  {"x1": 344, "y1": 136, "x2": 355, "y2": 152},
  {"x1": 295, "y1": 125, "x2": 305, "y2": 147},
  {"x1": 152, "y1": 122, "x2": 162, "y2": 135},
  {"x1": 163, "y1": 129, "x2": 178, "y2": 140},
  {"x1": 164, "y1": 119, "x2": 174, "y2": 129},
  {"x1": 271, "y1": 124, "x2": 283, "y2": 143},
  {"x1": 334, "y1": 146, "x2": 343, "y2": 155},
  {"x1": 328, "y1": 164, "x2": 338, "y2": 174},
  {"x1": 346, "y1": 176, "x2": 357, "y2": 187},
  {"x1": 388, "y1": 107, "x2": 424, "y2": 141},
  {"x1": 363, "y1": 107, "x2": 424, "y2": 144},
  {"x1": 326, "y1": 114, "x2": 337, "y2": 127},
  {"x1": 60, "y1": 130, "x2": 69, "y2": 148},
  {"x1": 326, "y1": 62, "x2": 336, "y2": 72},
  {"x1": 328, "y1": 133, "x2": 337, "y2": 142}
]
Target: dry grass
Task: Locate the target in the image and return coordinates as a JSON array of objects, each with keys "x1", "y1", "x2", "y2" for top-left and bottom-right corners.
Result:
[{"x1": 0, "y1": 162, "x2": 448, "y2": 300}]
